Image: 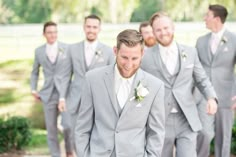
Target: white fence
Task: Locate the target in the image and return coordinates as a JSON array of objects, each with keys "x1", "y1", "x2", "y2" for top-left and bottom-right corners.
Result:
[{"x1": 0, "y1": 22, "x2": 235, "y2": 62}]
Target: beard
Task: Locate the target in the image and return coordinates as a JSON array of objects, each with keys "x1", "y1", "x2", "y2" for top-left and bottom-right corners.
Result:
[
  {"x1": 156, "y1": 34, "x2": 174, "y2": 47},
  {"x1": 144, "y1": 37, "x2": 157, "y2": 47}
]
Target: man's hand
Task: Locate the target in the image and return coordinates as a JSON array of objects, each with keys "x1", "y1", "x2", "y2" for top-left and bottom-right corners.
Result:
[
  {"x1": 58, "y1": 100, "x2": 66, "y2": 112},
  {"x1": 231, "y1": 96, "x2": 236, "y2": 109},
  {"x1": 31, "y1": 91, "x2": 41, "y2": 102},
  {"x1": 207, "y1": 98, "x2": 217, "y2": 115}
]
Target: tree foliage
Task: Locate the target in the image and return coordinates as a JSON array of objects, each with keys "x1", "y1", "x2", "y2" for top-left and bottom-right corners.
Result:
[
  {"x1": 130, "y1": 0, "x2": 161, "y2": 22},
  {"x1": 0, "y1": 0, "x2": 235, "y2": 24},
  {"x1": 2, "y1": 0, "x2": 51, "y2": 23}
]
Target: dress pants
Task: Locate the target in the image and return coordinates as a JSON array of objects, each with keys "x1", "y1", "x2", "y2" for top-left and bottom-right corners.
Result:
[
  {"x1": 195, "y1": 88, "x2": 215, "y2": 157},
  {"x1": 42, "y1": 90, "x2": 73, "y2": 157},
  {"x1": 214, "y1": 108, "x2": 234, "y2": 157},
  {"x1": 161, "y1": 111, "x2": 197, "y2": 157}
]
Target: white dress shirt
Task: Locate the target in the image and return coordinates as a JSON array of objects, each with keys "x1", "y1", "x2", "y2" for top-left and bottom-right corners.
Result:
[
  {"x1": 159, "y1": 41, "x2": 178, "y2": 75},
  {"x1": 114, "y1": 64, "x2": 135, "y2": 108},
  {"x1": 46, "y1": 41, "x2": 58, "y2": 63},
  {"x1": 84, "y1": 40, "x2": 98, "y2": 66}
]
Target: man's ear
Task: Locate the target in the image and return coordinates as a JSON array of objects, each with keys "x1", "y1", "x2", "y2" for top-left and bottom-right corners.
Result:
[{"x1": 113, "y1": 46, "x2": 118, "y2": 56}]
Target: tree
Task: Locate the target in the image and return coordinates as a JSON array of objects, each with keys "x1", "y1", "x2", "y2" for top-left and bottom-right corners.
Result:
[
  {"x1": 2, "y1": 0, "x2": 51, "y2": 23},
  {"x1": 130, "y1": 0, "x2": 161, "y2": 22}
]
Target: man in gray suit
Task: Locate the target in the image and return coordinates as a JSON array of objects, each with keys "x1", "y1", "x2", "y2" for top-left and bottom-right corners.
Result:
[
  {"x1": 30, "y1": 21, "x2": 74, "y2": 157},
  {"x1": 141, "y1": 12, "x2": 218, "y2": 157},
  {"x1": 75, "y1": 29, "x2": 165, "y2": 157},
  {"x1": 139, "y1": 21, "x2": 156, "y2": 50},
  {"x1": 59, "y1": 15, "x2": 114, "y2": 120},
  {"x1": 194, "y1": 4, "x2": 236, "y2": 157}
]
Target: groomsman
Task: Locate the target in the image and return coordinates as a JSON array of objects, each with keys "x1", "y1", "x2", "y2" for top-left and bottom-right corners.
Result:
[
  {"x1": 30, "y1": 21, "x2": 73, "y2": 157},
  {"x1": 75, "y1": 29, "x2": 165, "y2": 157},
  {"x1": 59, "y1": 15, "x2": 114, "y2": 120},
  {"x1": 141, "y1": 12, "x2": 217, "y2": 157},
  {"x1": 194, "y1": 4, "x2": 236, "y2": 157},
  {"x1": 139, "y1": 21, "x2": 156, "y2": 50}
]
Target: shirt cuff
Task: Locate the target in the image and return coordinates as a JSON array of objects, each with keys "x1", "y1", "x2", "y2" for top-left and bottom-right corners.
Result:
[
  {"x1": 59, "y1": 98, "x2": 65, "y2": 102},
  {"x1": 31, "y1": 90, "x2": 37, "y2": 94}
]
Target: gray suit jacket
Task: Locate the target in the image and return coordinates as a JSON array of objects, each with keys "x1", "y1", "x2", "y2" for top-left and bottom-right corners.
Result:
[
  {"x1": 141, "y1": 43, "x2": 217, "y2": 132},
  {"x1": 63, "y1": 41, "x2": 114, "y2": 113},
  {"x1": 196, "y1": 30, "x2": 236, "y2": 107},
  {"x1": 30, "y1": 42, "x2": 68, "y2": 103},
  {"x1": 75, "y1": 65, "x2": 165, "y2": 157}
]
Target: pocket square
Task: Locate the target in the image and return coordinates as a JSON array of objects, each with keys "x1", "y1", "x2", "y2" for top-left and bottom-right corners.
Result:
[
  {"x1": 223, "y1": 47, "x2": 228, "y2": 52},
  {"x1": 185, "y1": 64, "x2": 194, "y2": 69},
  {"x1": 136, "y1": 103, "x2": 142, "y2": 107},
  {"x1": 97, "y1": 57, "x2": 105, "y2": 63}
]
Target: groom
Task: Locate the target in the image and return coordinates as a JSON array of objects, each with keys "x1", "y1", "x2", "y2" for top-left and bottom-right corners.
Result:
[{"x1": 75, "y1": 29, "x2": 165, "y2": 157}]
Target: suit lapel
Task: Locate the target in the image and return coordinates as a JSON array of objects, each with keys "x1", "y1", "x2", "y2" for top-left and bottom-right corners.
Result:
[
  {"x1": 55, "y1": 42, "x2": 64, "y2": 66},
  {"x1": 173, "y1": 44, "x2": 187, "y2": 85},
  {"x1": 78, "y1": 41, "x2": 88, "y2": 73},
  {"x1": 212, "y1": 30, "x2": 229, "y2": 63},
  {"x1": 205, "y1": 34, "x2": 214, "y2": 62},
  {"x1": 104, "y1": 65, "x2": 119, "y2": 116},
  {"x1": 42, "y1": 45, "x2": 53, "y2": 66},
  {"x1": 153, "y1": 45, "x2": 170, "y2": 83},
  {"x1": 89, "y1": 42, "x2": 104, "y2": 69},
  {"x1": 119, "y1": 69, "x2": 145, "y2": 120}
]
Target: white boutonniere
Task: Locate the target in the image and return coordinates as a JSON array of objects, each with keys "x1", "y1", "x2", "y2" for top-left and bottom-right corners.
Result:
[
  {"x1": 130, "y1": 81, "x2": 149, "y2": 102},
  {"x1": 95, "y1": 50, "x2": 104, "y2": 62},
  {"x1": 181, "y1": 52, "x2": 187, "y2": 62},
  {"x1": 95, "y1": 50, "x2": 102, "y2": 58},
  {"x1": 58, "y1": 48, "x2": 64, "y2": 55},
  {"x1": 220, "y1": 36, "x2": 227, "y2": 46}
]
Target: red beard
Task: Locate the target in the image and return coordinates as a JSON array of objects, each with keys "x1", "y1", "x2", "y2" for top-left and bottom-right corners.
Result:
[{"x1": 144, "y1": 37, "x2": 157, "y2": 47}]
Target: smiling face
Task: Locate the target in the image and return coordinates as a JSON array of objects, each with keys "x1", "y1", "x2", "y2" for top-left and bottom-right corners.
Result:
[
  {"x1": 140, "y1": 25, "x2": 156, "y2": 47},
  {"x1": 152, "y1": 16, "x2": 174, "y2": 47},
  {"x1": 83, "y1": 18, "x2": 101, "y2": 42},
  {"x1": 114, "y1": 43, "x2": 143, "y2": 78}
]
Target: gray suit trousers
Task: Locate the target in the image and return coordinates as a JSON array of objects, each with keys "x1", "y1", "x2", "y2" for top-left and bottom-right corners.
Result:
[
  {"x1": 42, "y1": 90, "x2": 73, "y2": 157},
  {"x1": 162, "y1": 112, "x2": 197, "y2": 157},
  {"x1": 214, "y1": 108, "x2": 234, "y2": 157},
  {"x1": 194, "y1": 89, "x2": 215, "y2": 157}
]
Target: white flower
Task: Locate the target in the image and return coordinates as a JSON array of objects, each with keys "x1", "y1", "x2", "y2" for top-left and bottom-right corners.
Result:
[
  {"x1": 95, "y1": 50, "x2": 102, "y2": 57},
  {"x1": 134, "y1": 81, "x2": 149, "y2": 102},
  {"x1": 181, "y1": 52, "x2": 187, "y2": 61},
  {"x1": 58, "y1": 48, "x2": 64, "y2": 55},
  {"x1": 221, "y1": 36, "x2": 227, "y2": 45}
]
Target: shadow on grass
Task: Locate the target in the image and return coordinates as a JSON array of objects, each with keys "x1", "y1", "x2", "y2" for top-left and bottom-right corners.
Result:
[
  {"x1": 0, "y1": 60, "x2": 33, "y2": 68},
  {"x1": 0, "y1": 89, "x2": 17, "y2": 106},
  {"x1": 28, "y1": 102, "x2": 46, "y2": 129}
]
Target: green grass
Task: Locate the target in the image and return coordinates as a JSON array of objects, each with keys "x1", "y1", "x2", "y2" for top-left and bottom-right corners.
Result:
[
  {"x1": 27, "y1": 129, "x2": 48, "y2": 147},
  {"x1": 25, "y1": 129, "x2": 49, "y2": 155},
  {"x1": 24, "y1": 129, "x2": 64, "y2": 155},
  {"x1": 0, "y1": 89, "x2": 16, "y2": 105}
]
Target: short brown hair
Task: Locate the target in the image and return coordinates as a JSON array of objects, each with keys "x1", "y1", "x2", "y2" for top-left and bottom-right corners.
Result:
[
  {"x1": 149, "y1": 11, "x2": 169, "y2": 27},
  {"x1": 209, "y1": 4, "x2": 228, "y2": 23},
  {"x1": 43, "y1": 21, "x2": 57, "y2": 33},
  {"x1": 84, "y1": 14, "x2": 101, "y2": 24},
  {"x1": 139, "y1": 21, "x2": 150, "y2": 33},
  {"x1": 116, "y1": 29, "x2": 144, "y2": 50}
]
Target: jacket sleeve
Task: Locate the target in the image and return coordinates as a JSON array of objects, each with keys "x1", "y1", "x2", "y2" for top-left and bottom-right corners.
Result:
[
  {"x1": 192, "y1": 48, "x2": 217, "y2": 100},
  {"x1": 30, "y1": 50, "x2": 40, "y2": 92},
  {"x1": 74, "y1": 77, "x2": 94, "y2": 157},
  {"x1": 146, "y1": 82, "x2": 165, "y2": 157}
]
